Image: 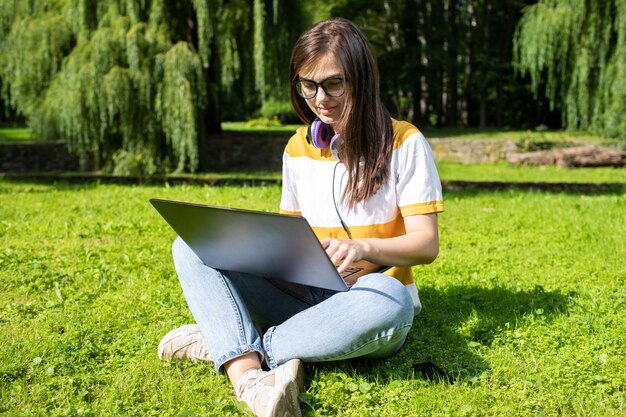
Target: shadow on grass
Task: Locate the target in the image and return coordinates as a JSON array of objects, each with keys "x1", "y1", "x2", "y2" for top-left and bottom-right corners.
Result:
[
  {"x1": 308, "y1": 284, "x2": 571, "y2": 387},
  {"x1": 442, "y1": 181, "x2": 625, "y2": 195}
]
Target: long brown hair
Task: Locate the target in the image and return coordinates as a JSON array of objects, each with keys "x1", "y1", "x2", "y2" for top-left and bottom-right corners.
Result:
[{"x1": 289, "y1": 18, "x2": 393, "y2": 208}]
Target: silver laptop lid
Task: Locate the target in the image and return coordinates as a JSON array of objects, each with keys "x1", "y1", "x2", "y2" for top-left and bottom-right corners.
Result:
[{"x1": 150, "y1": 198, "x2": 351, "y2": 291}]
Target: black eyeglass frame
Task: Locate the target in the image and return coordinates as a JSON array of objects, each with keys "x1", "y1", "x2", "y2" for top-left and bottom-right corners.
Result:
[{"x1": 294, "y1": 77, "x2": 346, "y2": 99}]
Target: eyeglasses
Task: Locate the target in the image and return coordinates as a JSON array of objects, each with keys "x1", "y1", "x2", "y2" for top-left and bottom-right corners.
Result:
[{"x1": 295, "y1": 77, "x2": 345, "y2": 99}]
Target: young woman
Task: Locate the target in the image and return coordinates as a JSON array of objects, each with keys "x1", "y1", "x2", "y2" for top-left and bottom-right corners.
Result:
[{"x1": 158, "y1": 18, "x2": 443, "y2": 417}]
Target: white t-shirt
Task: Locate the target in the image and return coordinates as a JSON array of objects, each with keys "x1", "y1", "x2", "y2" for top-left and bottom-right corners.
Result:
[{"x1": 280, "y1": 119, "x2": 444, "y2": 302}]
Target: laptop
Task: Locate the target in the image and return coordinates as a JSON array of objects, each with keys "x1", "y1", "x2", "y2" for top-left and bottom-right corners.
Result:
[{"x1": 149, "y1": 198, "x2": 388, "y2": 291}]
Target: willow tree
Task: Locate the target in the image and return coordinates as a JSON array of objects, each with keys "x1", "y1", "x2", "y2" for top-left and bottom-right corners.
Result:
[
  {"x1": 514, "y1": 0, "x2": 626, "y2": 138},
  {"x1": 0, "y1": 0, "x2": 303, "y2": 174},
  {"x1": 252, "y1": 0, "x2": 307, "y2": 121}
]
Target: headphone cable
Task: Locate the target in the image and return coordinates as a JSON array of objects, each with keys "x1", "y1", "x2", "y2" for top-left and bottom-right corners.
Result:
[{"x1": 332, "y1": 161, "x2": 353, "y2": 240}]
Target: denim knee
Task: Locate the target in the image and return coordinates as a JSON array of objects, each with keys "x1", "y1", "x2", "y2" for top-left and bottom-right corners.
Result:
[
  {"x1": 353, "y1": 273, "x2": 415, "y2": 327},
  {"x1": 172, "y1": 236, "x2": 190, "y2": 260}
]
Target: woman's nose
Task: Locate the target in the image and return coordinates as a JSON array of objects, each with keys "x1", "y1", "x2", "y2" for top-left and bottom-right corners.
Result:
[{"x1": 315, "y1": 87, "x2": 329, "y2": 101}]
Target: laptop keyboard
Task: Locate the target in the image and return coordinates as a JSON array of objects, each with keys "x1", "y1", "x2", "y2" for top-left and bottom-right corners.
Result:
[{"x1": 340, "y1": 265, "x2": 364, "y2": 279}]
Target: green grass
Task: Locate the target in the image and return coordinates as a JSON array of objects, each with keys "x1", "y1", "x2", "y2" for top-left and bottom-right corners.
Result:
[
  {"x1": 222, "y1": 122, "x2": 305, "y2": 135},
  {"x1": 221, "y1": 121, "x2": 611, "y2": 143},
  {"x1": 2, "y1": 124, "x2": 617, "y2": 144},
  {"x1": 0, "y1": 127, "x2": 32, "y2": 142},
  {"x1": 421, "y1": 127, "x2": 611, "y2": 143},
  {"x1": 223, "y1": 122, "x2": 620, "y2": 145},
  {"x1": 435, "y1": 161, "x2": 626, "y2": 184},
  {"x1": 182, "y1": 161, "x2": 625, "y2": 184},
  {"x1": 1, "y1": 179, "x2": 624, "y2": 416}
]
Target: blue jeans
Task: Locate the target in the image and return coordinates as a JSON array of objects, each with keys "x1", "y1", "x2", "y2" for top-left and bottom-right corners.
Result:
[{"x1": 171, "y1": 237, "x2": 415, "y2": 372}]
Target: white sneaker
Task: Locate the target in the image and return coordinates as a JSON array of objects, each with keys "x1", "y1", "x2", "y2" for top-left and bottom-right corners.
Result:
[
  {"x1": 157, "y1": 324, "x2": 212, "y2": 362},
  {"x1": 273, "y1": 359, "x2": 305, "y2": 393},
  {"x1": 236, "y1": 362, "x2": 303, "y2": 417}
]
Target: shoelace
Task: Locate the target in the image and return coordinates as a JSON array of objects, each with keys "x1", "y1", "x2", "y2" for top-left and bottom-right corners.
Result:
[
  {"x1": 236, "y1": 369, "x2": 267, "y2": 403},
  {"x1": 188, "y1": 341, "x2": 211, "y2": 361},
  {"x1": 170, "y1": 331, "x2": 211, "y2": 361}
]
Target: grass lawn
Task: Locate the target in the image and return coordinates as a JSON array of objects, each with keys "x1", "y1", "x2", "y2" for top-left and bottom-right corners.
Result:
[
  {"x1": 421, "y1": 127, "x2": 613, "y2": 143},
  {"x1": 185, "y1": 161, "x2": 625, "y2": 185},
  {"x1": 0, "y1": 127, "x2": 32, "y2": 142},
  {"x1": 1, "y1": 179, "x2": 624, "y2": 416},
  {"x1": 221, "y1": 122, "x2": 616, "y2": 144},
  {"x1": 2, "y1": 124, "x2": 617, "y2": 144},
  {"x1": 435, "y1": 161, "x2": 626, "y2": 184}
]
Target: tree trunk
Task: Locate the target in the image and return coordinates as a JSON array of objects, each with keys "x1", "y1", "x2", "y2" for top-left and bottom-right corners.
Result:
[
  {"x1": 446, "y1": 0, "x2": 459, "y2": 126},
  {"x1": 478, "y1": 0, "x2": 491, "y2": 128}
]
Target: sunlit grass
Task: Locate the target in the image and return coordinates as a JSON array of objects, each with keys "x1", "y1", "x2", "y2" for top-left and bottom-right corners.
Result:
[
  {"x1": 2, "y1": 124, "x2": 618, "y2": 144},
  {"x1": 180, "y1": 161, "x2": 625, "y2": 184},
  {"x1": 0, "y1": 127, "x2": 32, "y2": 142},
  {"x1": 222, "y1": 121, "x2": 305, "y2": 134},
  {"x1": 435, "y1": 161, "x2": 625, "y2": 184},
  {"x1": 422, "y1": 126, "x2": 612, "y2": 143},
  {"x1": 222, "y1": 122, "x2": 617, "y2": 144},
  {"x1": 1, "y1": 179, "x2": 624, "y2": 416}
]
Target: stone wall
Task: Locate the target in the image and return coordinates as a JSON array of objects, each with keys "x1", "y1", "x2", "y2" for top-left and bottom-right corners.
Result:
[
  {"x1": 428, "y1": 138, "x2": 517, "y2": 163},
  {"x1": 200, "y1": 134, "x2": 289, "y2": 172},
  {"x1": 1, "y1": 137, "x2": 521, "y2": 173},
  {"x1": 0, "y1": 141, "x2": 82, "y2": 173},
  {"x1": 200, "y1": 135, "x2": 520, "y2": 171}
]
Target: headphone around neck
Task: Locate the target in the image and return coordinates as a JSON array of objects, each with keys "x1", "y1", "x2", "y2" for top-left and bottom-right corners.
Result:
[
  {"x1": 306, "y1": 117, "x2": 342, "y2": 161},
  {"x1": 306, "y1": 118, "x2": 352, "y2": 237}
]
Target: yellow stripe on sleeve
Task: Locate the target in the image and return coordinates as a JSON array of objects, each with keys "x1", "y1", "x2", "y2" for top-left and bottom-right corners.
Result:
[
  {"x1": 400, "y1": 200, "x2": 444, "y2": 216},
  {"x1": 391, "y1": 119, "x2": 421, "y2": 150}
]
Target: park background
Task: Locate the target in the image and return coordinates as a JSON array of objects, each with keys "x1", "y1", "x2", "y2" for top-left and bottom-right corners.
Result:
[
  {"x1": 1, "y1": 1, "x2": 625, "y2": 416},
  {"x1": 1, "y1": 0, "x2": 625, "y2": 174}
]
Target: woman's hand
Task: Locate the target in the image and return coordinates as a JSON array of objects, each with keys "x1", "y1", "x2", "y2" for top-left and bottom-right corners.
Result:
[
  {"x1": 322, "y1": 213, "x2": 440, "y2": 273},
  {"x1": 321, "y1": 238, "x2": 369, "y2": 274}
]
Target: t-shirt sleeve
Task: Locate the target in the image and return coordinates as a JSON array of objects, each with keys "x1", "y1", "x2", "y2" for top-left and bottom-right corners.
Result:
[
  {"x1": 279, "y1": 140, "x2": 302, "y2": 216},
  {"x1": 395, "y1": 132, "x2": 444, "y2": 216}
]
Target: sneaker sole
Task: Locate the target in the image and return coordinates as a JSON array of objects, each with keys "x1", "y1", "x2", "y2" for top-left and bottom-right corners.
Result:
[
  {"x1": 270, "y1": 379, "x2": 302, "y2": 417},
  {"x1": 237, "y1": 379, "x2": 301, "y2": 417},
  {"x1": 274, "y1": 359, "x2": 305, "y2": 392}
]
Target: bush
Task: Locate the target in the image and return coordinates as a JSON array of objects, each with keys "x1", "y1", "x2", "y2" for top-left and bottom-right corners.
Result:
[
  {"x1": 110, "y1": 149, "x2": 162, "y2": 177},
  {"x1": 258, "y1": 99, "x2": 300, "y2": 124},
  {"x1": 245, "y1": 117, "x2": 282, "y2": 128}
]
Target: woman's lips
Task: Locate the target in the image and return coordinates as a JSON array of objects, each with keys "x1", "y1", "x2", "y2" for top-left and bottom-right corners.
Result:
[{"x1": 318, "y1": 106, "x2": 336, "y2": 116}]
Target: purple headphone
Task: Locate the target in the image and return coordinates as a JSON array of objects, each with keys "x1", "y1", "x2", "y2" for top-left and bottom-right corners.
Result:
[{"x1": 306, "y1": 117, "x2": 341, "y2": 160}]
